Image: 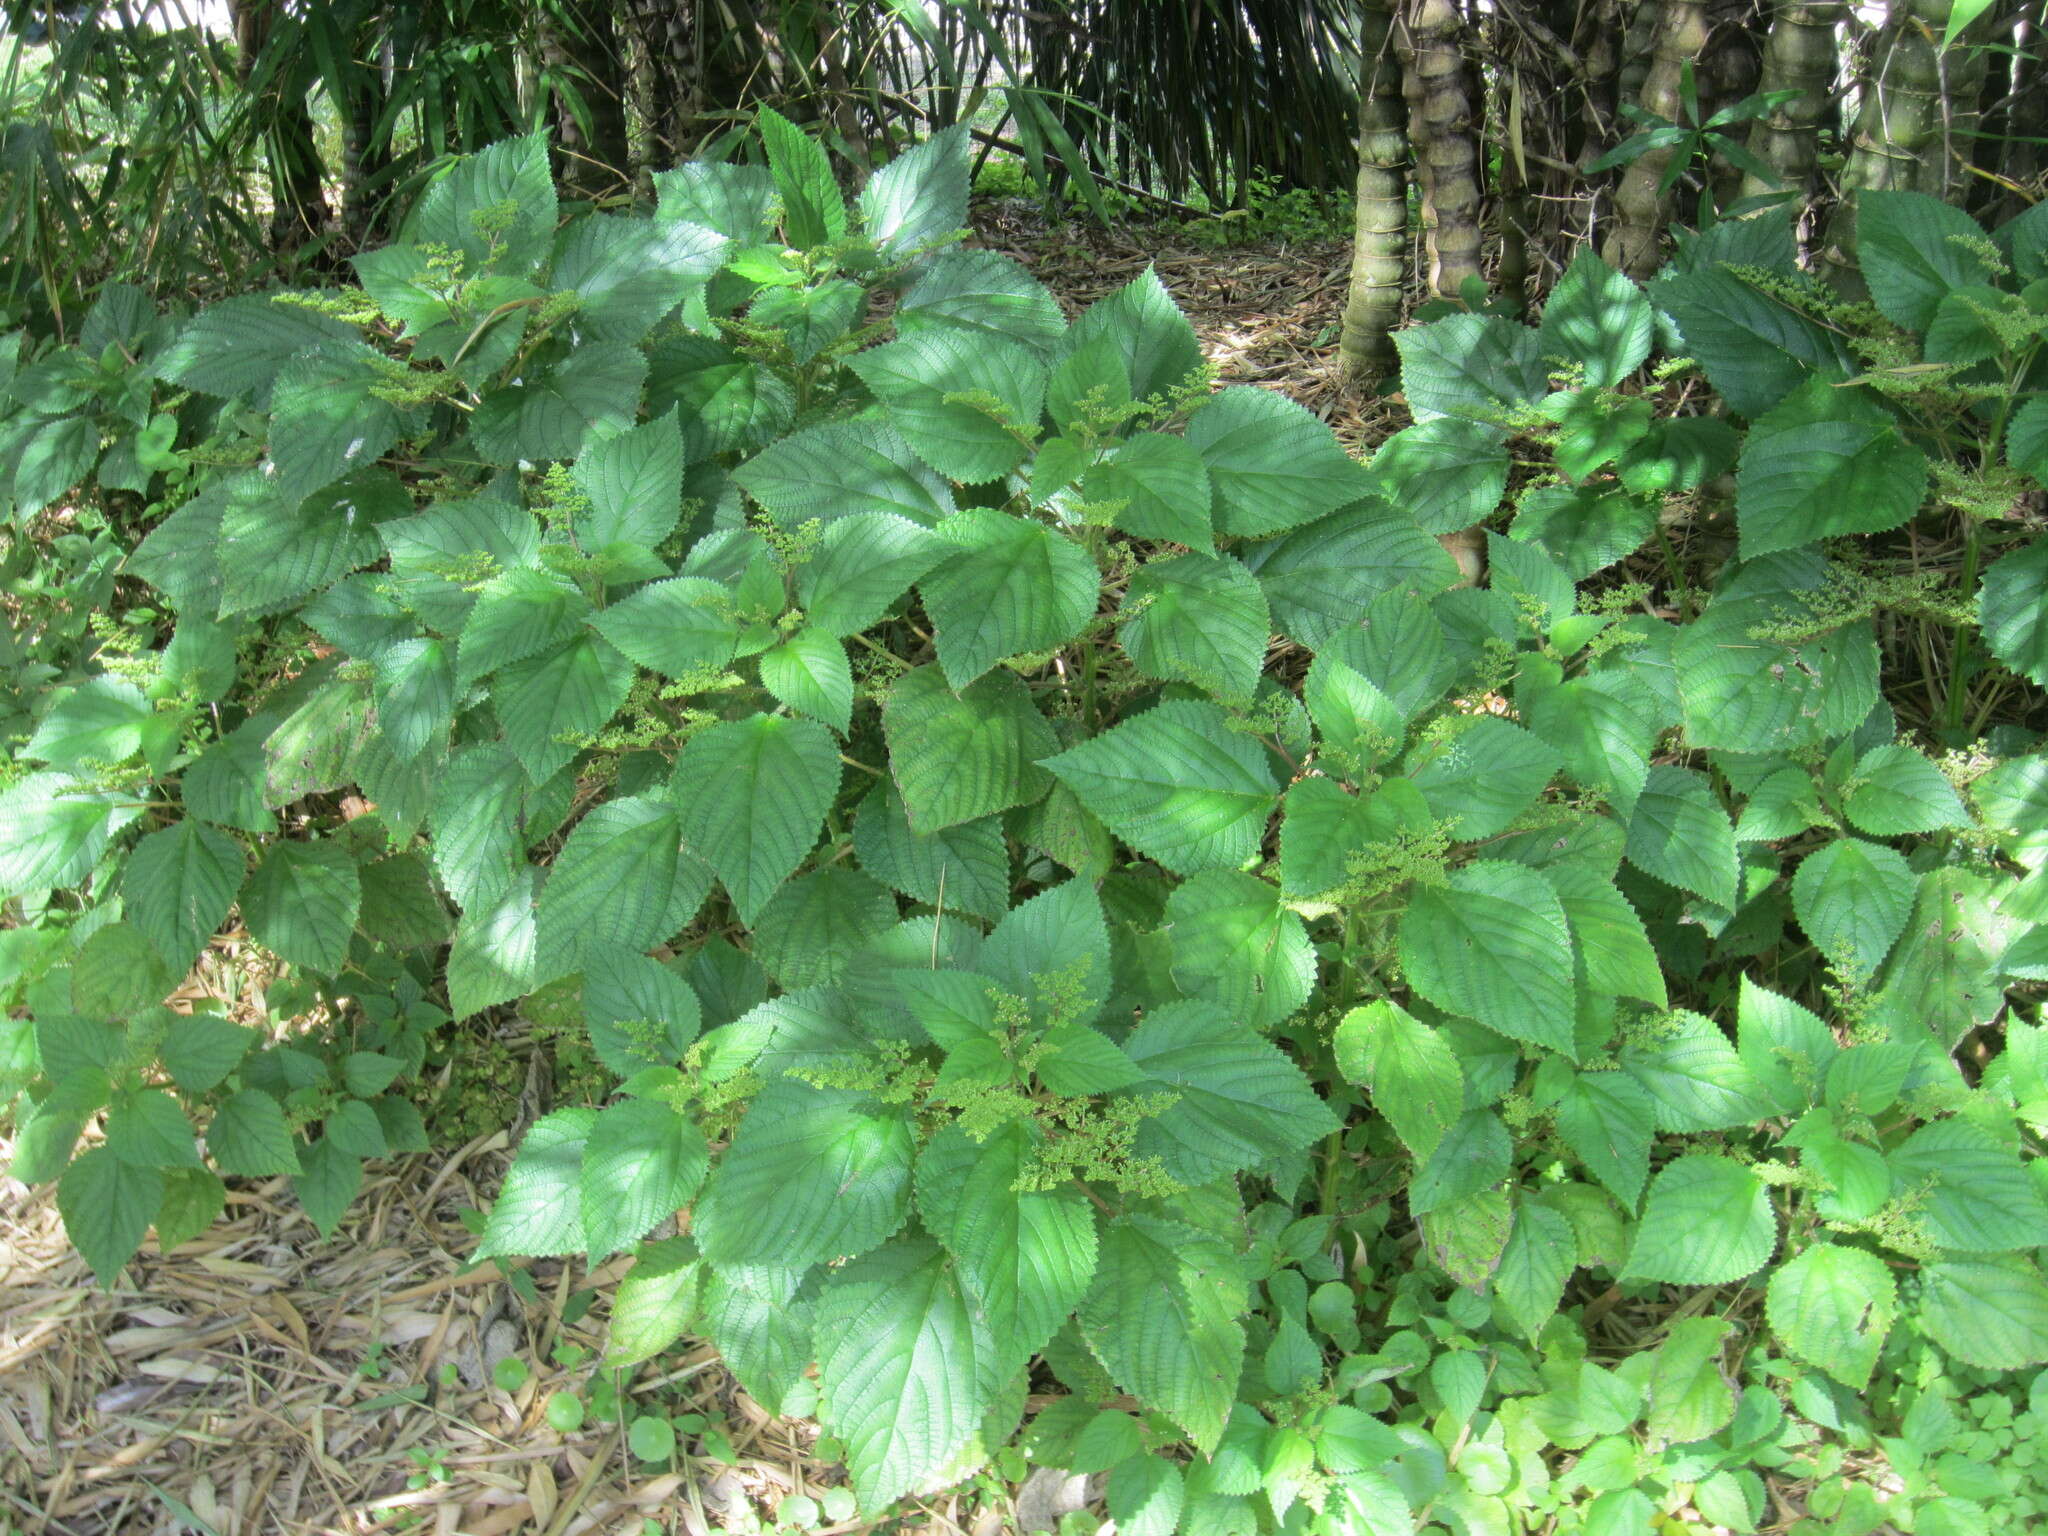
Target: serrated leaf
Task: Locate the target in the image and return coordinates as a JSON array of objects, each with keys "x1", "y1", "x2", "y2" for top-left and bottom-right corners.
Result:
[
  {"x1": 468, "y1": 342, "x2": 646, "y2": 464},
  {"x1": 1889, "y1": 1119, "x2": 2048, "y2": 1252},
  {"x1": 1364, "y1": 418, "x2": 1509, "y2": 535},
  {"x1": 122, "y1": 820, "x2": 243, "y2": 973},
  {"x1": 267, "y1": 342, "x2": 403, "y2": 501},
  {"x1": 1494, "y1": 1203, "x2": 1578, "y2": 1340},
  {"x1": 1039, "y1": 699, "x2": 1278, "y2": 875},
  {"x1": 552, "y1": 213, "x2": 727, "y2": 343},
  {"x1": 1653, "y1": 266, "x2": 1854, "y2": 418},
  {"x1": 1083, "y1": 432, "x2": 1213, "y2": 549},
  {"x1": 883, "y1": 665, "x2": 1055, "y2": 833},
  {"x1": 1399, "y1": 861, "x2": 1576, "y2": 1054},
  {"x1": 403, "y1": 132, "x2": 555, "y2": 273},
  {"x1": 494, "y1": 634, "x2": 634, "y2": 784},
  {"x1": 591, "y1": 576, "x2": 738, "y2": 680},
  {"x1": 1408, "y1": 1109, "x2": 1512, "y2": 1215},
  {"x1": 751, "y1": 867, "x2": 900, "y2": 989},
  {"x1": 573, "y1": 409, "x2": 685, "y2": 551},
  {"x1": 581, "y1": 1099, "x2": 710, "y2": 1262},
  {"x1": 899, "y1": 248, "x2": 1065, "y2": 356},
  {"x1": 1626, "y1": 765, "x2": 1737, "y2": 907},
  {"x1": 798, "y1": 512, "x2": 945, "y2": 636},
  {"x1": 1405, "y1": 716, "x2": 1560, "y2": 839},
  {"x1": 1857, "y1": 189, "x2": 1993, "y2": 332},
  {"x1": 293, "y1": 1137, "x2": 362, "y2": 1238},
  {"x1": 1079, "y1": 1215, "x2": 1245, "y2": 1453},
  {"x1": 852, "y1": 780, "x2": 1010, "y2": 922},
  {"x1": 27, "y1": 676, "x2": 154, "y2": 768},
  {"x1": 0, "y1": 773, "x2": 131, "y2": 899},
  {"x1": 816, "y1": 1236, "x2": 1003, "y2": 1511},
  {"x1": 448, "y1": 867, "x2": 540, "y2": 1019},
  {"x1": 477, "y1": 1106, "x2": 595, "y2": 1259},
  {"x1": 700, "y1": 1263, "x2": 817, "y2": 1415},
  {"x1": 536, "y1": 798, "x2": 707, "y2": 975},
  {"x1": 1792, "y1": 838, "x2": 1914, "y2": 981},
  {"x1": 1162, "y1": 870, "x2": 1313, "y2": 1029},
  {"x1": 1766, "y1": 1243, "x2": 1896, "y2": 1390},
  {"x1": 208, "y1": 1089, "x2": 302, "y2": 1177},
  {"x1": 1619, "y1": 1011, "x2": 1774, "y2": 1132},
  {"x1": 372, "y1": 638, "x2": 457, "y2": 761},
  {"x1": 980, "y1": 878, "x2": 1112, "y2": 1024},
  {"x1": 456, "y1": 569, "x2": 591, "y2": 688},
  {"x1": 850, "y1": 330, "x2": 1045, "y2": 483},
  {"x1": 694, "y1": 1079, "x2": 912, "y2": 1270},
  {"x1": 59, "y1": 1147, "x2": 163, "y2": 1287},
  {"x1": 1644, "y1": 1317, "x2": 1735, "y2": 1446},
  {"x1": 736, "y1": 421, "x2": 954, "y2": 528},
  {"x1": 1248, "y1": 503, "x2": 1459, "y2": 652},
  {"x1": 240, "y1": 840, "x2": 360, "y2": 975},
  {"x1": 430, "y1": 744, "x2": 528, "y2": 912},
  {"x1": 673, "y1": 713, "x2": 841, "y2": 924},
  {"x1": 758, "y1": 104, "x2": 847, "y2": 247},
  {"x1": 1395, "y1": 313, "x2": 1548, "y2": 423},
  {"x1": 1540, "y1": 251, "x2": 1654, "y2": 386},
  {"x1": 157, "y1": 295, "x2": 357, "y2": 403},
  {"x1": 862, "y1": 125, "x2": 970, "y2": 255},
  {"x1": 1185, "y1": 386, "x2": 1370, "y2": 537},
  {"x1": 1119, "y1": 553, "x2": 1270, "y2": 704},
  {"x1": 608, "y1": 1236, "x2": 701, "y2": 1366},
  {"x1": 161, "y1": 1014, "x2": 256, "y2": 1094},
  {"x1": 1981, "y1": 538, "x2": 2048, "y2": 687},
  {"x1": 1622, "y1": 1155, "x2": 1776, "y2": 1284},
  {"x1": 760, "y1": 630, "x2": 853, "y2": 733},
  {"x1": 1918, "y1": 1255, "x2": 2048, "y2": 1369},
  {"x1": 1334, "y1": 1000, "x2": 1464, "y2": 1161},
  {"x1": 1735, "y1": 378, "x2": 1928, "y2": 558},
  {"x1": 1122, "y1": 1000, "x2": 1339, "y2": 1184},
  {"x1": 918, "y1": 510, "x2": 1097, "y2": 687},
  {"x1": 1057, "y1": 266, "x2": 1203, "y2": 402},
  {"x1": 916, "y1": 1121, "x2": 1097, "y2": 1373},
  {"x1": 583, "y1": 948, "x2": 702, "y2": 1075}
]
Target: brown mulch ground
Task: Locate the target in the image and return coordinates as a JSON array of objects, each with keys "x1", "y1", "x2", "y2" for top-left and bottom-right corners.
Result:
[{"x1": 0, "y1": 209, "x2": 1368, "y2": 1536}]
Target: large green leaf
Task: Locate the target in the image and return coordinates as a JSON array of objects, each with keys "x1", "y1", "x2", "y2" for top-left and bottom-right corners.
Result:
[
  {"x1": 672, "y1": 713, "x2": 842, "y2": 924},
  {"x1": 1405, "y1": 716, "x2": 1561, "y2": 839},
  {"x1": 1398, "y1": 862, "x2": 1576, "y2": 1054},
  {"x1": 883, "y1": 664, "x2": 1056, "y2": 832},
  {"x1": 1079, "y1": 1215, "x2": 1245, "y2": 1453},
  {"x1": 122, "y1": 820, "x2": 243, "y2": 973},
  {"x1": 1857, "y1": 190, "x2": 1994, "y2": 332},
  {"x1": 1333, "y1": 1000, "x2": 1464, "y2": 1161},
  {"x1": 1121, "y1": 1000, "x2": 1338, "y2": 1184},
  {"x1": 1918, "y1": 1256, "x2": 2048, "y2": 1369},
  {"x1": 403, "y1": 132, "x2": 555, "y2": 273},
  {"x1": 477, "y1": 1106, "x2": 595, "y2": 1259},
  {"x1": 852, "y1": 781, "x2": 1010, "y2": 922},
  {"x1": 208, "y1": 1088, "x2": 302, "y2": 1177},
  {"x1": 1394, "y1": 314, "x2": 1547, "y2": 423},
  {"x1": 1981, "y1": 538, "x2": 2048, "y2": 687},
  {"x1": 217, "y1": 471, "x2": 401, "y2": 619},
  {"x1": 1244, "y1": 501, "x2": 1458, "y2": 651},
  {"x1": 1039, "y1": 700, "x2": 1279, "y2": 875},
  {"x1": 751, "y1": 867, "x2": 899, "y2": 988},
  {"x1": 758, "y1": 105, "x2": 848, "y2": 247},
  {"x1": 760, "y1": 630, "x2": 854, "y2": 733},
  {"x1": 915, "y1": 1121, "x2": 1097, "y2": 1372},
  {"x1": 736, "y1": 422, "x2": 955, "y2": 528},
  {"x1": 1766, "y1": 1243, "x2": 1896, "y2": 1390},
  {"x1": 1556, "y1": 1070, "x2": 1654, "y2": 1208},
  {"x1": 1540, "y1": 251, "x2": 1653, "y2": 386},
  {"x1": 468, "y1": 342, "x2": 647, "y2": 464},
  {"x1": 493, "y1": 634, "x2": 635, "y2": 783},
  {"x1": 1494, "y1": 1203, "x2": 1579, "y2": 1341},
  {"x1": 1550, "y1": 864, "x2": 1666, "y2": 1007},
  {"x1": 1363, "y1": 419, "x2": 1509, "y2": 535},
  {"x1": 550, "y1": 214, "x2": 727, "y2": 343},
  {"x1": 798, "y1": 513, "x2": 945, "y2": 636},
  {"x1": 240, "y1": 840, "x2": 359, "y2": 974},
  {"x1": 591, "y1": 576, "x2": 737, "y2": 680},
  {"x1": 918, "y1": 510, "x2": 1098, "y2": 686},
  {"x1": 1162, "y1": 871, "x2": 1313, "y2": 1029},
  {"x1": 572, "y1": 409, "x2": 686, "y2": 552},
  {"x1": 267, "y1": 341, "x2": 404, "y2": 501},
  {"x1": 27, "y1": 676, "x2": 154, "y2": 768},
  {"x1": 1625, "y1": 766, "x2": 1738, "y2": 907},
  {"x1": 1057, "y1": 266, "x2": 1204, "y2": 403},
  {"x1": 456, "y1": 569, "x2": 591, "y2": 687},
  {"x1": 1118, "y1": 553, "x2": 1270, "y2": 704},
  {"x1": 536, "y1": 798, "x2": 708, "y2": 975},
  {"x1": 850, "y1": 330, "x2": 1046, "y2": 483},
  {"x1": 1792, "y1": 838, "x2": 1914, "y2": 981},
  {"x1": 58, "y1": 1147, "x2": 163, "y2": 1287},
  {"x1": 156, "y1": 295, "x2": 357, "y2": 404},
  {"x1": 1652, "y1": 267, "x2": 1855, "y2": 418},
  {"x1": 862, "y1": 125, "x2": 970, "y2": 255},
  {"x1": 580, "y1": 1099, "x2": 710, "y2": 1261},
  {"x1": 1185, "y1": 386, "x2": 1371, "y2": 537},
  {"x1": 1083, "y1": 432, "x2": 1214, "y2": 549},
  {"x1": 1619, "y1": 1010, "x2": 1774, "y2": 1131},
  {"x1": 1622, "y1": 1155, "x2": 1776, "y2": 1285},
  {"x1": 1889, "y1": 1120, "x2": 2048, "y2": 1252},
  {"x1": 1734, "y1": 378, "x2": 1928, "y2": 557},
  {"x1": 898, "y1": 249, "x2": 1064, "y2": 353},
  {"x1": 816, "y1": 1236, "x2": 1004, "y2": 1511},
  {"x1": 694, "y1": 1079, "x2": 913, "y2": 1270},
  {"x1": 447, "y1": 868, "x2": 540, "y2": 1019}
]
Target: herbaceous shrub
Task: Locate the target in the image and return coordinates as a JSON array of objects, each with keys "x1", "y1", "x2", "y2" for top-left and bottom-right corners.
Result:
[{"x1": 1, "y1": 114, "x2": 2047, "y2": 1531}]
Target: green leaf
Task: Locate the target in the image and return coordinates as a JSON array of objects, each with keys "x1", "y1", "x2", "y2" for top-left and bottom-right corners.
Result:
[
  {"x1": 1736, "y1": 976, "x2": 1836, "y2": 1115},
  {"x1": 106, "y1": 1088, "x2": 199, "y2": 1168},
  {"x1": 591, "y1": 576, "x2": 738, "y2": 680},
  {"x1": 27, "y1": 675, "x2": 153, "y2": 768},
  {"x1": 980, "y1": 878, "x2": 1113, "y2": 1024},
  {"x1": 1363, "y1": 419, "x2": 1508, "y2": 535},
  {"x1": 155, "y1": 1166, "x2": 227, "y2": 1253},
  {"x1": 862, "y1": 125, "x2": 970, "y2": 254},
  {"x1": 1084, "y1": 432, "x2": 1214, "y2": 549},
  {"x1": 1079, "y1": 1215, "x2": 1245, "y2": 1453},
  {"x1": 1868, "y1": 866, "x2": 2012, "y2": 1048},
  {"x1": 1405, "y1": 716, "x2": 1561, "y2": 839},
  {"x1": 817, "y1": 1236, "x2": 1003, "y2": 1511},
  {"x1": 1551, "y1": 864, "x2": 1666, "y2": 1007},
  {"x1": 1644, "y1": 1317, "x2": 1735, "y2": 1446},
  {"x1": 429, "y1": 744, "x2": 528, "y2": 912},
  {"x1": 0, "y1": 772, "x2": 129, "y2": 898},
  {"x1": 695, "y1": 1079, "x2": 913, "y2": 1270},
  {"x1": 752, "y1": 867, "x2": 900, "y2": 989},
  {"x1": 899, "y1": 250, "x2": 1065, "y2": 353},
  {"x1": 1494, "y1": 1203, "x2": 1578, "y2": 1341},
  {"x1": 883, "y1": 664, "x2": 1056, "y2": 832},
  {"x1": 798, "y1": 513, "x2": 945, "y2": 637},
  {"x1": 1057, "y1": 266, "x2": 1203, "y2": 403},
  {"x1": 852, "y1": 781, "x2": 1010, "y2": 922},
  {"x1": 1408, "y1": 1109, "x2": 1512, "y2": 1215},
  {"x1": 1622, "y1": 1154, "x2": 1776, "y2": 1285},
  {"x1": 1399, "y1": 861, "x2": 1576, "y2": 1054},
  {"x1": 14, "y1": 415, "x2": 98, "y2": 517},
  {"x1": 1766, "y1": 1243, "x2": 1896, "y2": 1390},
  {"x1": 918, "y1": 510, "x2": 1097, "y2": 687},
  {"x1": 608, "y1": 1236, "x2": 701, "y2": 1366},
  {"x1": 477, "y1": 1107, "x2": 596, "y2": 1259},
  {"x1": 379, "y1": 495, "x2": 539, "y2": 632},
  {"x1": 1524, "y1": 673, "x2": 1654, "y2": 814},
  {"x1": 1981, "y1": 538, "x2": 2048, "y2": 687},
  {"x1": 1653, "y1": 267, "x2": 1854, "y2": 417},
  {"x1": 403, "y1": 132, "x2": 555, "y2": 273},
  {"x1": 240, "y1": 840, "x2": 360, "y2": 975},
  {"x1": 736, "y1": 421, "x2": 954, "y2": 529},
  {"x1": 267, "y1": 341, "x2": 404, "y2": 500},
  {"x1": 1106, "y1": 1456, "x2": 1185, "y2": 1536},
  {"x1": 1889, "y1": 1120, "x2": 2048, "y2": 1252},
  {"x1": 122, "y1": 821, "x2": 243, "y2": 973},
  {"x1": 850, "y1": 330, "x2": 1045, "y2": 483},
  {"x1": 457, "y1": 569, "x2": 591, "y2": 687},
  {"x1": 1334, "y1": 1000, "x2": 1464, "y2": 1161},
  {"x1": 573, "y1": 410, "x2": 685, "y2": 552},
  {"x1": 59, "y1": 1147, "x2": 163, "y2": 1287},
  {"x1": 448, "y1": 868, "x2": 540, "y2": 1020},
  {"x1": 494, "y1": 634, "x2": 635, "y2": 784},
  {"x1": 916, "y1": 1121, "x2": 1097, "y2": 1372},
  {"x1": 1163, "y1": 871, "x2": 1314, "y2": 1029},
  {"x1": 294, "y1": 1137, "x2": 363, "y2": 1239},
  {"x1": 1039, "y1": 700, "x2": 1278, "y2": 875},
  {"x1": 1185, "y1": 386, "x2": 1370, "y2": 537},
  {"x1": 1304, "y1": 657, "x2": 1405, "y2": 773},
  {"x1": 161, "y1": 1014, "x2": 256, "y2": 1094},
  {"x1": 157, "y1": 294, "x2": 357, "y2": 404},
  {"x1": 760, "y1": 630, "x2": 854, "y2": 734},
  {"x1": 1734, "y1": 378, "x2": 1929, "y2": 558},
  {"x1": 372, "y1": 638, "x2": 457, "y2": 761},
  {"x1": 1122, "y1": 1000, "x2": 1339, "y2": 1185},
  {"x1": 673, "y1": 713, "x2": 842, "y2": 924},
  {"x1": 1619, "y1": 1011, "x2": 1774, "y2": 1131},
  {"x1": 208, "y1": 1089, "x2": 303, "y2": 1177},
  {"x1": 1856, "y1": 190, "x2": 1993, "y2": 332},
  {"x1": 537, "y1": 798, "x2": 707, "y2": 975},
  {"x1": 1540, "y1": 251, "x2": 1654, "y2": 386},
  {"x1": 1394, "y1": 314, "x2": 1547, "y2": 423},
  {"x1": 1248, "y1": 502, "x2": 1459, "y2": 652},
  {"x1": 700, "y1": 1264, "x2": 817, "y2": 1415},
  {"x1": 469, "y1": 342, "x2": 647, "y2": 464},
  {"x1": 758, "y1": 105, "x2": 848, "y2": 248},
  {"x1": 1792, "y1": 838, "x2": 1914, "y2": 981},
  {"x1": 1918, "y1": 1256, "x2": 2048, "y2": 1369},
  {"x1": 581, "y1": 1099, "x2": 710, "y2": 1261},
  {"x1": 551, "y1": 214, "x2": 727, "y2": 344},
  {"x1": 656, "y1": 161, "x2": 774, "y2": 240},
  {"x1": 583, "y1": 949, "x2": 702, "y2": 1074},
  {"x1": 1626, "y1": 765, "x2": 1737, "y2": 907},
  {"x1": 1119, "y1": 553, "x2": 1270, "y2": 704}
]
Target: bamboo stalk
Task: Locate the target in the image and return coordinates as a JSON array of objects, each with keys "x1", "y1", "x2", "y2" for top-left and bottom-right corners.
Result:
[{"x1": 1341, "y1": 0, "x2": 1412, "y2": 380}]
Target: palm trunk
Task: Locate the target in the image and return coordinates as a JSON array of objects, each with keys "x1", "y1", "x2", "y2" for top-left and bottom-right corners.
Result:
[
  {"x1": 1738, "y1": 0, "x2": 1845, "y2": 206},
  {"x1": 1822, "y1": 0, "x2": 1955, "y2": 292},
  {"x1": 543, "y1": 0, "x2": 632, "y2": 200},
  {"x1": 1618, "y1": 0, "x2": 1667, "y2": 106},
  {"x1": 1398, "y1": 0, "x2": 1485, "y2": 297},
  {"x1": 1605, "y1": 0, "x2": 1711, "y2": 276},
  {"x1": 1341, "y1": 0, "x2": 1411, "y2": 380}
]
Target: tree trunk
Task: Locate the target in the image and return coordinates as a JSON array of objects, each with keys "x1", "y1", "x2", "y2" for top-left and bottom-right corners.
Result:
[
  {"x1": 1605, "y1": 0, "x2": 1711, "y2": 276},
  {"x1": 1926, "y1": 0, "x2": 1998, "y2": 203},
  {"x1": 1738, "y1": 0, "x2": 1845, "y2": 206},
  {"x1": 542, "y1": 0, "x2": 632, "y2": 200},
  {"x1": 1341, "y1": 0, "x2": 1411, "y2": 380},
  {"x1": 1398, "y1": 0, "x2": 1485, "y2": 297},
  {"x1": 1823, "y1": 0, "x2": 1956, "y2": 291}
]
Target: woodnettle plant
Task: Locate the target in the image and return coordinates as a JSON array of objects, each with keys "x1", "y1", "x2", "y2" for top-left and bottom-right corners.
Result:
[{"x1": 4, "y1": 115, "x2": 2048, "y2": 1532}]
